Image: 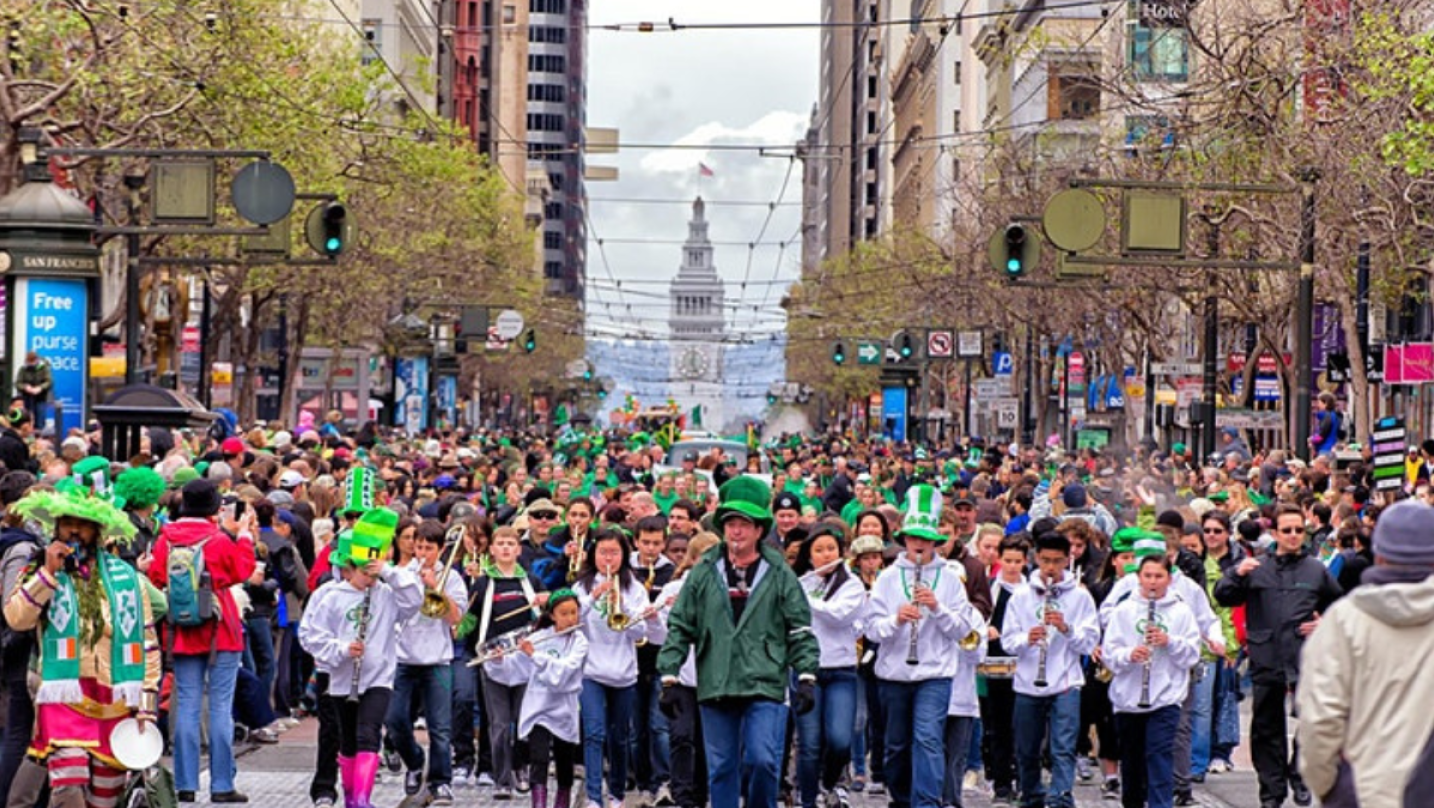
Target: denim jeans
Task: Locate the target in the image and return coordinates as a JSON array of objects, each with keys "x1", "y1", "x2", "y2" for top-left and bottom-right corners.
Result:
[
  {"x1": 965, "y1": 716, "x2": 983, "y2": 773},
  {"x1": 1210, "y1": 662, "x2": 1242, "y2": 763},
  {"x1": 879, "y1": 678, "x2": 952, "y2": 808},
  {"x1": 245, "y1": 615, "x2": 276, "y2": 711},
  {"x1": 1185, "y1": 661, "x2": 1215, "y2": 779},
  {"x1": 580, "y1": 680, "x2": 636, "y2": 805},
  {"x1": 386, "y1": 664, "x2": 454, "y2": 787},
  {"x1": 795, "y1": 668, "x2": 857, "y2": 808},
  {"x1": 173, "y1": 650, "x2": 241, "y2": 794},
  {"x1": 700, "y1": 698, "x2": 787, "y2": 808},
  {"x1": 633, "y1": 672, "x2": 671, "y2": 791},
  {"x1": 450, "y1": 645, "x2": 478, "y2": 773},
  {"x1": 1117, "y1": 705, "x2": 1181, "y2": 808},
  {"x1": 942, "y1": 716, "x2": 976, "y2": 808},
  {"x1": 1013, "y1": 689, "x2": 1081, "y2": 808},
  {"x1": 851, "y1": 673, "x2": 869, "y2": 778},
  {"x1": 862, "y1": 667, "x2": 886, "y2": 786}
]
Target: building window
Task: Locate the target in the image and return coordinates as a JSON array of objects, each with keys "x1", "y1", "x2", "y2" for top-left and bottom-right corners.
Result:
[
  {"x1": 1127, "y1": 19, "x2": 1190, "y2": 82},
  {"x1": 531, "y1": 0, "x2": 567, "y2": 11},
  {"x1": 544, "y1": 261, "x2": 563, "y2": 279},
  {"x1": 526, "y1": 113, "x2": 565, "y2": 131},
  {"x1": 503, "y1": 4, "x2": 516, "y2": 24},
  {"x1": 544, "y1": 201, "x2": 563, "y2": 219},
  {"x1": 543, "y1": 231, "x2": 563, "y2": 249},
  {"x1": 528, "y1": 54, "x2": 566, "y2": 73},
  {"x1": 953, "y1": 61, "x2": 961, "y2": 84},
  {"x1": 360, "y1": 19, "x2": 381, "y2": 66},
  {"x1": 529, "y1": 25, "x2": 567, "y2": 44},
  {"x1": 1124, "y1": 115, "x2": 1175, "y2": 155},
  {"x1": 548, "y1": 172, "x2": 564, "y2": 191},
  {"x1": 527, "y1": 84, "x2": 566, "y2": 102},
  {"x1": 1050, "y1": 73, "x2": 1100, "y2": 120}
]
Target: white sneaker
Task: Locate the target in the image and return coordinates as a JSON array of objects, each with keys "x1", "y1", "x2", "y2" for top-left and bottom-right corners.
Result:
[
  {"x1": 607, "y1": 799, "x2": 624, "y2": 808},
  {"x1": 477, "y1": 773, "x2": 496, "y2": 787},
  {"x1": 962, "y1": 771, "x2": 980, "y2": 792},
  {"x1": 1077, "y1": 757, "x2": 1095, "y2": 782},
  {"x1": 654, "y1": 786, "x2": 675, "y2": 807},
  {"x1": 453, "y1": 766, "x2": 473, "y2": 785},
  {"x1": 831, "y1": 786, "x2": 851, "y2": 808}
]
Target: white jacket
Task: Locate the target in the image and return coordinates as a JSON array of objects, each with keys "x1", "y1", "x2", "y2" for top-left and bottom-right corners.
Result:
[
  {"x1": 1297, "y1": 575, "x2": 1434, "y2": 807},
  {"x1": 396, "y1": 559, "x2": 469, "y2": 665},
  {"x1": 298, "y1": 566, "x2": 422, "y2": 697},
  {"x1": 800, "y1": 568, "x2": 866, "y2": 669},
  {"x1": 518, "y1": 630, "x2": 588, "y2": 744},
  {"x1": 1000, "y1": 571, "x2": 1099, "y2": 696},
  {"x1": 656, "y1": 577, "x2": 697, "y2": 687},
  {"x1": 1102, "y1": 591, "x2": 1200, "y2": 713},
  {"x1": 575, "y1": 573, "x2": 649, "y2": 687},
  {"x1": 1102, "y1": 569, "x2": 1222, "y2": 650},
  {"x1": 948, "y1": 615, "x2": 987, "y2": 718},
  {"x1": 864, "y1": 553, "x2": 979, "y2": 682}
]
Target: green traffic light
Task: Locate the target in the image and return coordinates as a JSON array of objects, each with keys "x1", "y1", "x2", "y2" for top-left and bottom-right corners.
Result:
[
  {"x1": 1006, "y1": 258, "x2": 1021, "y2": 273},
  {"x1": 326, "y1": 236, "x2": 342, "y2": 252}
]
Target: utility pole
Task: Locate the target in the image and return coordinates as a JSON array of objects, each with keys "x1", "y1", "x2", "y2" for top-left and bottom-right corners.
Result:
[
  {"x1": 1202, "y1": 209, "x2": 1221, "y2": 463},
  {"x1": 123, "y1": 175, "x2": 144, "y2": 385},
  {"x1": 1293, "y1": 170, "x2": 1319, "y2": 459},
  {"x1": 1022, "y1": 322, "x2": 1035, "y2": 445}
]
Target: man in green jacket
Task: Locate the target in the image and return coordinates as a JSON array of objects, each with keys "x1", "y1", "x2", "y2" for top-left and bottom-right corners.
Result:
[
  {"x1": 657, "y1": 475, "x2": 819, "y2": 808},
  {"x1": 14, "y1": 352, "x2": 50, "y2": 425}
]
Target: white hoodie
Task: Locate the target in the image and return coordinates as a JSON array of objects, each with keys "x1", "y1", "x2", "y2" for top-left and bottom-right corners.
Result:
[
  {"x1": 1101, "y1": 568, "x2": 1223, "y2": 650},
  {"x1": 864, "y1": 552, "x2": 980, "y2": 682},
  {"x1": 1101, "y1": 591, "x2": 1200, "y2": 713},
  {"x1": 575, "y1": 573, "x2": 649, "y2": 687},
  {"x1": 299, "y1": 565, "x2": 423, "y2": 697},
  {"x1": 395, "y1": 559, "x2": 469, "y2": 665},
  {"x1": 1000, "y1": 570, "x2": 1100, "y2": 696},
  {"x1": 800, "y1": 567, "x2": 867, "y2": 668},
  {"x1": 948, "y1": 615, "x2": 988, "y2": 718},
  {"x1": 656, "y1": 576, "x2": 697, "y2": 687},
  {"x1": 517, "y1": 629, "x2": 589, "y2": 744}
]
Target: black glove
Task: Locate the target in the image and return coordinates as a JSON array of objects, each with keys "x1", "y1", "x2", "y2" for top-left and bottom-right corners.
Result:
[
  {"x1": 659, "y1": 682, "x2": 682, "y2": 720},
  {"x1": 792, "y1": 679, "x2": 816, "y2": 716}
]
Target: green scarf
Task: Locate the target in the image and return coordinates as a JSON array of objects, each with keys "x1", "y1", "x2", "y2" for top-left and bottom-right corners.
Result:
[{"x1": 37, "y1": 553, "x2": 146, "y2": 707}]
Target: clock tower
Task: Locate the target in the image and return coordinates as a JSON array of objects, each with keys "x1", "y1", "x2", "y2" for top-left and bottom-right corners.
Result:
[{"x1": 668, "y1": 197, "x2": 726, "y2": 430}]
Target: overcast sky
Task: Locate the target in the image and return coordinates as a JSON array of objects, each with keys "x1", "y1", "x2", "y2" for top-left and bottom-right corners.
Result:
[{"x1": 585, "y1": 1, "x2": 818, "y2": 341}]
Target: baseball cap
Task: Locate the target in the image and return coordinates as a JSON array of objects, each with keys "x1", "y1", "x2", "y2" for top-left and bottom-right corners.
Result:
[
  {"x1": 774, "y1": 492, "x2": 801, "y2": 514},
  {"x1": 221, "y1": 437, "x2": 245, "y2": 457},
  {"x1": 278, "y1": 469, "x2": 306, "y2": 489}
]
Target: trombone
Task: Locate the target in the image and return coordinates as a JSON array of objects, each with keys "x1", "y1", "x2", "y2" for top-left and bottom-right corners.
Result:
[{"x1": 421, "y1": 524, "x2": 465, "y2": 619}]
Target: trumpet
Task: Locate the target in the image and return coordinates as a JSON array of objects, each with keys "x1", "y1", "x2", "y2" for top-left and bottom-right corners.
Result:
[
  {"x1": 567, "y1": 529, "x2": 587, "y2": 583},
  {"x1": 959, "y1": 629, "x2": 983, "y2": 651},
  {"x1": 605, "y1": 564, "x2": 630, "y2": 631},
  {"x1": 420, "y1": 524, "x2": 465, "y2": 618}
]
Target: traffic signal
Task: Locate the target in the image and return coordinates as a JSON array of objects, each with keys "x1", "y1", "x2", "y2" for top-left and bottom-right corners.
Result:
[
  {"x1": 305, "y1": 201, "x2": 350, "y2": 257},
  {"x1": 892, "y1": 330, "x2": 915, "y2": 362},
  {"x1": 596, "y1": 387, "x2": 607, "y2": 400},
  {"x1": 583, "y1": 367, "x2": 593, "y2": 381},
  {"x1": 832, "y1": 341, "x2": 846, "y2": 366},
  {"x1": 521, "y1": 328, "x2": 537, "y2": 353},
  {"x1": 767, "y1": 391, "x2": 779, "y2": 405},
  {"x1": 987, "y1": 222, "x2": 1041, "y2": 279}
]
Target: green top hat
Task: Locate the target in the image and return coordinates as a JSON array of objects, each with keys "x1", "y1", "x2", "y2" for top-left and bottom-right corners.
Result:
[
  {"x1": 1133, "y1": 535, "x2": 1168, "y2": 560},
  {"x1": 335, "y1": 507, "x2": 398, "y2": 568},
  {"x1": 1111, "y1": 526, "x2": 1162, "y2": 555},
  {"x1": 340, "y1": 466, "x2": 374, "y2": 517},
  {"x1": 714, "y1": 476, "x2": 774, "y2": 531},
  {"x1": 895, "y1": 484, "x2": 946, "y2": 544}
]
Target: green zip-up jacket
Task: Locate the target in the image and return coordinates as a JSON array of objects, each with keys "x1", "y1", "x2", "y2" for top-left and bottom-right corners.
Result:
[{"x1": 658, "y1": 541, "x2": 819, "y2": 703}]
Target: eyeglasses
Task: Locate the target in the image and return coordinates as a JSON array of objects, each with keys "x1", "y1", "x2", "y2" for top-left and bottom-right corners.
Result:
[
  {"x1": 1277, "y1": 526, "x2": 1304, "y2": 534},
  {"x1": 530, "y1": 511, "x2": 559, "y2": 520},
  {"x1": 1203, "y1": 527, "x2": 1227, "y2": 534}
]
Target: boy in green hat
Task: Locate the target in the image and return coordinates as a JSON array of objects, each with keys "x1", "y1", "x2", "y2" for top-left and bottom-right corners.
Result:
[
  {"x1": 299, "y1": 508, "x2": 422, "y2": 808},
  {"x1": 863, "y1": 485, "x2": 982, "y2": 808},
  {"x1": 657, "y1": 475, "x2": 819, "y2": 808}
]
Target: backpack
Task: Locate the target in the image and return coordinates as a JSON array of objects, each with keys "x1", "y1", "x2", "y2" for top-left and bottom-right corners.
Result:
[{"x1": 165, "y1": 539, "x2": 216, "y2": 627}]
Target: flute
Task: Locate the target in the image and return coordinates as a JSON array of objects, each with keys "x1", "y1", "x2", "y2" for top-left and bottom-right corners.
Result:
[
  {"x1": 1033, "y1": 575, "x2": 1053, "y2": 688},
  {"x1": 1138, "y1": 591, "x2": 1156, "y2": 709},
  {"x1": 348, "y1": 587, "x2": 373, "y2": 704},
  {"x1": 906, "y1": 549, "x2": 924, "y2": 666}
]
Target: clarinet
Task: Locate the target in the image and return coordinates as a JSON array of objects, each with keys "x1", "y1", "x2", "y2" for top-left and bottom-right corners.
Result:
[
  {"x1": 905, "y1": 549, "x2": 923, "y2": 666},
  {"x1": 348, "y1": 587, "x2": 374, "y2": 704},
  {"x1": 1138, "y1": 591, "x2": 1156, "y2": 709},
  {"x1": 1033, "y1": 575, "x2": 1053, "y2": 688}
]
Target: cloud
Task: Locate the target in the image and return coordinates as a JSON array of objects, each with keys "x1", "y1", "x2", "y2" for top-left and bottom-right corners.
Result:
[{"x1": 638, "y1": 111, "x2": 810, "y2": 175}]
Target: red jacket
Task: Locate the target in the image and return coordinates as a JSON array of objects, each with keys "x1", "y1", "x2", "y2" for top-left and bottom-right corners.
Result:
[{"x1": 149, "y1": 518, "x2": 256, "y2": 654}]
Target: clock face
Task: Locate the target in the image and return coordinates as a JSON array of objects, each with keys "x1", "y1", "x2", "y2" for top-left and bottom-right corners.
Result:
[{"x1": 679, "y1": 347, "x2": 709, "y2": 379}]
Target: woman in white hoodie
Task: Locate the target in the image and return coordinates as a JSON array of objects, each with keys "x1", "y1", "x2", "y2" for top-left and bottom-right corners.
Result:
[
  {"x1": 517, "y1": 589, "x2": 589, "y2": 808},
  {"x1": 572, "y1": 529, "x2": 651, "y2": 808},
  {"x1": 1101, "y1": 555, "x2": 1200, "y2": 808},
  {"x1": 792, "y1": 522, "x2": 867, "y2": 808}
]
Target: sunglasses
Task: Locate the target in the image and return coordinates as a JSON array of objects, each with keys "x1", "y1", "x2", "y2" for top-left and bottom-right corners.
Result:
[
  {"x1": 1203, "y1": 527, "x2": 1227, "y2": 534},
  {"x1": 1277, "y1": 526, "x2": 1304, "y2": 534},
  {"x1": 530, "y1": 511, "x2": 559, "y2": 520}
]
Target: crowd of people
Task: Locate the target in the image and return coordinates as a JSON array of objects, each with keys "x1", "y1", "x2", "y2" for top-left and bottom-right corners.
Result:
[{"x1": 0, "y1": 409, "x2": 1428, "y2": 808}]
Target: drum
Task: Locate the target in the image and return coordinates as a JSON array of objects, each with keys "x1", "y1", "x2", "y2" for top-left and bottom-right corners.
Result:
[
  {"x1": 110, "y1": 717, "x2": 163, "y2": 770},
  {"x1": 977, "y1": 657, "x2": 1018, "y2": 679}
]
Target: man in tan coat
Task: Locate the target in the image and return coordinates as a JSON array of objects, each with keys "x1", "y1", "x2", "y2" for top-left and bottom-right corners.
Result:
[{"x1": 1297, "y1": 499, "x2": 1434, "y2": 808}]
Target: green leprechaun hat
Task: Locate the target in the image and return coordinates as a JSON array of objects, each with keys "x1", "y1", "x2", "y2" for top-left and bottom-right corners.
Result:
[
  {"x1": 335, "y1": 506, "x2": 399, "y2": 567},
  {"x1": 714, "y1": 476, "x2": 774, "y2": 531},
  {"x1": 895, "y1": 484, "x2": 946, "y2": 544},
  {"x1": 339, "y1": 466, "x2": 374, "y2": 518}
]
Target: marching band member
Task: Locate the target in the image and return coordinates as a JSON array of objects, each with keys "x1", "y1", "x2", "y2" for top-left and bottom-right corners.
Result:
[
  {"x1": 655, "y1": 532, "x2": 722, "y2": 808},
  {"x1": 466, "y1": 527, "x2": 547, "y2": 799},
  {"x1": 516, "y1": 589, "x2": 589, "y2": 808},
  {"x1": 1102, "y1": 555, "x2": 1201, "y2": 808},
  {"x1": 631, "y1": 516, "x2": 677, "y2": 806},
  {"x1": 981, "y1": 535, "x2": 1031, "y2": 804},
  {"x1": 299, "y1": 509, "x2": 422, "y2": 808},
  {"x1": 573, "y1": 529, "x2": 652, "y2": 808},
  {"x1": 865, "y1": 486, "x2": 979, "y2": 808},
  {"x1": 1001, "y1": 531, "x2": 1100, "y2": 808},
  {"x1": 943, "y1": 605, "x2": 987, "y2": 808},
  {"x1": 848, "y1": 528, "x2": 889, "y2": 795},
  {"x1": 386, "y1": 521, "x2": 467, "y2": 806},
  {"x1": 792, "y1": 522, "x2": 866, "y2": 808}
]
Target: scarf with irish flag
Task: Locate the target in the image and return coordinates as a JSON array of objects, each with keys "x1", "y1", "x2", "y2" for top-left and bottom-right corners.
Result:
[{"x1": 37, "y1": 553, "x2": 146, "y2": 707}]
